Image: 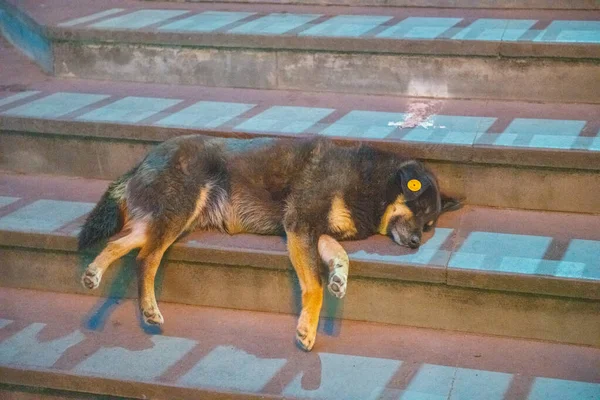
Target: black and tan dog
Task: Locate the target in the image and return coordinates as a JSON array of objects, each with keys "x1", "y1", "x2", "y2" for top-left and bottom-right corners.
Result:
[{"x1": 78, "y1": 135, "x2": 459, "y2": 351}]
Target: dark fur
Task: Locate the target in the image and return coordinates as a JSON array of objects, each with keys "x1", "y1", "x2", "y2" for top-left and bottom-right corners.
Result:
[{"x1": 79, "y1": 135, "x2": 459, "y2": 351}]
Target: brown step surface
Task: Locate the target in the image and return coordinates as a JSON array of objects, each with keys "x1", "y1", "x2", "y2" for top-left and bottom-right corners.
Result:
[{"x1": 0, "y1": 287, "x2": 599, "y2": 400}]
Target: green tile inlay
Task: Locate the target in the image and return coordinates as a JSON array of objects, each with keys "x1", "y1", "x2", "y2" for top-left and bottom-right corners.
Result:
[
  {"x1": 320, "y1": 110, "x2": 406, "y2": 139},
  {"x1": 91, "y1": 10, "x2": 189, "y2": 30},
  {"x1": 77, "y1": 96, "x2": 182, "y2": 123},
  {"x1": 0, "y1": 199, "x2": 94, "y2": 233},
  {"x1": 0, "y1": 91, "x2": 40, "y2": 107},
  {"x1": 155, "y1": 101, "x2": 254, "y2": 128},
  {"x1": 1, "y1": 93, "x2": 110, "y2": 119},
  {"x1": 159, "y1": 11, "x2": 254, "y2": 32},
  {"x1": 0, "y1": 196, "x2": 19, "y2": 208},
  {"x1": 235, "y1": 106, "x2": 335, "y2": 134}
]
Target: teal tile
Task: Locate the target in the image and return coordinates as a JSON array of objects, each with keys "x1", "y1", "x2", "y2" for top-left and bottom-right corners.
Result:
[
  {"x1": 561, "y1": 239, "x2": 600, "y2": 280},
  {"x1": 504, "y1": 118, "x2": 586, "y2": 136},
  {"x1": 0, "y1": 319, "x2": 12, "y2": 329},
  {"x1": 91, "y1": 9, "x2": 189, "y2": 30},
  {"x1": 479, "y1": 118, "x2": 587, "y2": 150},
  {"x1": 320, "y1": 110, "x2": 406, "y2": 139},
  {"x1": 528, "y1": 377, "x2": 600, "y2": 400},
  {"x1": 235, "y1": 106, "x2": 334, "y2": 134},
  {"x1": 450, "y1": 233, "x2": 600, "y2": 280},
  {"x1": 378, "y1": 17, "x2": 462, "y2": 39},
  {"x1": 401, "y1": 364, "x2": 512, "y2": 400},
  {"x1": 159, "y1": 11, "x2": 254, "y2": 32},
  {"x1": 179, "y1": 345, "x2": 286, "y2": 392},
  {"x1": 77, "y1": 96, "x2": 181, "y2": 123},
  {"x1": 0, "y1": 91, "x2": 40, "y2": 107},
  {"x1": 350, "y1": 228, "x2": 453, "y2": 266},
  {"x1": 229, "y1": 13, "x2": 321, "y2": 35},
  {"x1": 453, "y1": 19, "x2": 537, "y2": 41},
  {"x1": 0, "y1": 199, "x2": 94, "y2": 233},
  {"x1": 449, "y1": 232, "x2": 551, "y2": 272},
  {"x1": 58, "y1": 9, "x2": 125, "y2": 27},
  {"x1": 74, "y1": 336, "x2": 196, "y2": 381},
  {"x1": 155, "y1": 101, "x2": 254, "y2": 128},
  {"x1": 300, "y1": 15, "x2": 392, "y2": 38},
  {"x1": 0, "y1": 196, "x2": 19, "y2": 208},
  {"x1": 0, "y1": 323, "x2": 84, "y2": 368},
  {"x1": 1, "y1": 92, "x2": 109, "y2": 118},
  {"x1": 402, "y1": 115, "x2": 496, "y2": 145},
  {"x1": 534, "y1": 21, "x2": 600, "y2": 44},
  {"x1": 284, "y1": 352, "x2": 401, "y2": 400}
]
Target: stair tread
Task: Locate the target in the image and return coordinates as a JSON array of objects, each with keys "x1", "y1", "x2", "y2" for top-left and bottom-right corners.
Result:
[
  {"x1": 0, "y1": 171, "x2": 598, "y2": 300},
  {"x1": 0, "y1": 287, "x2": 599, "y2": 400},
  {"x1": 4, "y1": 0, "x2": 600, "y2": 59},
  {"x1": 1, "y1": 33, "x2": 599, "y2": 170}
]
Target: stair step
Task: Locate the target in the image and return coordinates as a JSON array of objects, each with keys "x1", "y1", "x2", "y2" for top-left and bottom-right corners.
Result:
[
  {"x1": 140, "y1": 0, "x2": 600, "y2": 10},
  {"x1": 1, "y1": 287, "x2": 599, "y2": 399},
  {"x1": 0, "y1": 171, "x2": 598, "y2": 347},
  {"x1": 1, "y1": 0, "x2": 599, "y2": 102},
  {"x1": 1, "y1": 40, "x2": 599, "y2": 213}
]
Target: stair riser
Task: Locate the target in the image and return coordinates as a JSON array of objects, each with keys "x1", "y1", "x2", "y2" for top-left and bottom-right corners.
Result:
[
  {"x1": 1, "y1": 246, "x2": 598, "y2": 346},
  {"x1": 53, "y1": 42, "x2": 600, "y2": 104},
  {"x1": 2, "y1": 131, "x2": 599, "y2": 213}
]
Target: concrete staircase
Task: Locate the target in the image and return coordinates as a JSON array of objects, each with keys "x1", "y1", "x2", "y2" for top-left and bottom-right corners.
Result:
[{"x1": 0, "y1": 0, "x2": 599, "y2": 398}]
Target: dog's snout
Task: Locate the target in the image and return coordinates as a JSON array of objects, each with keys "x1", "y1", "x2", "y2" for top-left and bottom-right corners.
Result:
[{"x1": 408, "y1": 235, "x2": 420, "y2": 248}]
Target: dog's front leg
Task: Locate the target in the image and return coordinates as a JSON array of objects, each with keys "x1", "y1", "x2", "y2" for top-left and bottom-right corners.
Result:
[
  {"x1": 318, "y1": 234, "x2": 349, "y2": 299},
  {"x1": 286, "y1": 231, "x2": 323, "y2": 352}
]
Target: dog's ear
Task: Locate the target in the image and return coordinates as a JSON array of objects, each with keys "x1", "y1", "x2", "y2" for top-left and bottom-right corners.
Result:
[
  {"x1": 441, "y1": 194, "x2": 462, "y2": 212},
  {"x1": 396, "y1": 161, "x2": 431, "y2": 202}
]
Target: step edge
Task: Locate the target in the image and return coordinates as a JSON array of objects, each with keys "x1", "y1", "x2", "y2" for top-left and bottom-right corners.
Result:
[
  {"x1": 0, "y1": 365, "x2": 275, "y2": 400},
  {"x1": 3, "y1": 117, "x2": 600, "y2": 172},
  {"x1": 1, "y1": 228, "x2": 598, "y2": 300}
]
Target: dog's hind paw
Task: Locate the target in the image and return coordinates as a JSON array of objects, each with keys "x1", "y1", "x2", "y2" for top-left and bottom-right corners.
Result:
[
  {"x1": 327, "y1": 268, "x2": 347, "y2": 299},
  {"x1": 142, "y1": 307, "x2": 164, "y2": 325},
  {"x1": 82, "y1": 267, "x2": 102, "y2": 290}
]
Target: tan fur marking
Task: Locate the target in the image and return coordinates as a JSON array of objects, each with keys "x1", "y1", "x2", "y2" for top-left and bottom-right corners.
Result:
[
  {"x1": 328, "y1": 195, "x2": 358, "y2": 239},
  {"x1": 183, "y1": 185, "x2": 212, "y2": 232},
  {"x1": 287, "y1": 232, "x2": 323, "y2": 351},
  {"x1": 378, "y1": 195, "x2": 414, "y2": 235}
]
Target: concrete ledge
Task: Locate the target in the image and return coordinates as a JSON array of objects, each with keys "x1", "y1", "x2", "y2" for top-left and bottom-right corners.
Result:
[
  {"x1": 2, "y1": 0, "x2": 599, "y2": 103},
  {"x1": 49, "y1": 41, "x2": 600, "y2": 104},
  {"x1": 0, "y1": 366, "x2": 267, "y2": 400},
  {"x1": 1, "y1": 236, "x2": 598, "y2": 346},
  {"x1": 2, "y1": 128, "x2": 599, "y2": 213},
  {"x1": 47, "y1": 27, "x2": 600, "y2": 60},
  {"x1": 139, "y1": 0, "x2": 600, "y2": 10}
]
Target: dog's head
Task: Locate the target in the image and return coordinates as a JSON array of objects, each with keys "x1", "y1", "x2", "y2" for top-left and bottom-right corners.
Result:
[{"x1": 379, "y1": 160, "x2": 461, "y2": 249}]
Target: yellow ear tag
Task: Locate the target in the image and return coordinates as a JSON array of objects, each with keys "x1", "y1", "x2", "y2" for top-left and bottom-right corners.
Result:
[{"x1": 407, "y1": 179, "x2": 422, "y2": 192}]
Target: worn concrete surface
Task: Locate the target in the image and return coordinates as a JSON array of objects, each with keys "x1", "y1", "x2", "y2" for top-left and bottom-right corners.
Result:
[
  {"x1": 2, "y1": 0, "x2": 600, "y2": 102},
  {"x1": 0, "y1": 287, "x2": 599, "y2": 400},
  {"x1": 0, "y1": 171, "x2": 598, "y2": 346},
  {"x1": 51, "y1": 41, "x2": 600, "y2": 103},
  {"x1": 138, "y1": 0, "x2": 600, "y2": 9}
]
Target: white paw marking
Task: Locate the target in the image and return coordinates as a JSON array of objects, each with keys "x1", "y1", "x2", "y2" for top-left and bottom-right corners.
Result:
[
  {"x1": 82, "y1": 268, "x2": 102, "y2": 290},
  {"x1": 328, "y1": 267, "x2": 347, "y2": 299}
]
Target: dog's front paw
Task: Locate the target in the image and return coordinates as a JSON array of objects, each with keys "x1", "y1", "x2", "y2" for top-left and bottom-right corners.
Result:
[
  {"x1": 328, "y1": 269, "x2": 347, "y2": 299},
  {"x1": 296, "y1": 323, "x2": 317, "y2": 352},
  {"x1": 82, "y1": 267, "x2": 102, "y2": 290},
  {"x1": 142, "y1": 305, "x2": 164, "y2": 325}
]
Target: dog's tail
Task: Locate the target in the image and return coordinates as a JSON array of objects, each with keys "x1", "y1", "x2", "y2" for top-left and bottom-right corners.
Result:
[{"x1": 78, "y1": 169, "x2": 135, "y2": 250}]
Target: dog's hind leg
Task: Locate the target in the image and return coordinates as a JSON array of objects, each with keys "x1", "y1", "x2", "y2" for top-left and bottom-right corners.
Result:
[
  {"x1": 82, "y1": 221, "x2": 147, "y2": 290},
  {"x1": 318, "y1": 235, "x2": 348, "y2": 299},
  {"x1": 136, "y1": 239, "x2": 175, "y2": 326},
  {"x1": 286, "y1": 231, "x2": 323, "y2": 352}
]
